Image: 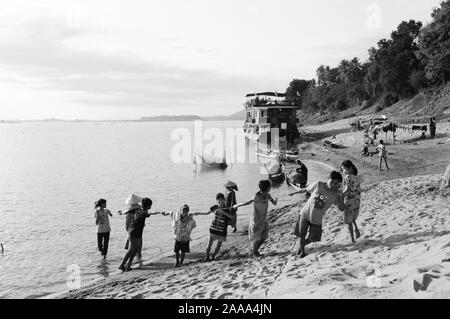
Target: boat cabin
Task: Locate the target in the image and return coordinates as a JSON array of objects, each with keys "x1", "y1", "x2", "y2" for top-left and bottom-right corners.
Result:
[{"x1": 243, "y1": 92, "x2": 300, "y2": 146}]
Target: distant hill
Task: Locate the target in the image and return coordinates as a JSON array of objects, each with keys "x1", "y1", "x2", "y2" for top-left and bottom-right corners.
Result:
[
  {"x1": 140, "y1": 111, "x2": 246, "y2": 122},
  {"x1": 202, "y1": 110, "x2": 246, "y2": 121},
  {"x1": 140, "y1": 115, "x2": 202, "y2": 122}
]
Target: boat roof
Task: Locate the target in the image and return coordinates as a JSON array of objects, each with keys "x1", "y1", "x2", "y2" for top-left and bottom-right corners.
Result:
[
  {"x1": 246, "y1": 92, "x2": 287, "y2": 98},
  {"x1": 250, "y1": 105, "x2": 300, "y2": 109}
]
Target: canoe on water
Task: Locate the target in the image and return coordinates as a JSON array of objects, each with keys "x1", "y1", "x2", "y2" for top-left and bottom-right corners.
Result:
[{"x1": 194, "y1": 152, "x2": 228, "y2": 169}]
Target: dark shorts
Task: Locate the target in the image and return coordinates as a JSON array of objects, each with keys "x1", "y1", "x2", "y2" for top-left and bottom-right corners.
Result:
[
  {"x1": 299, "y1": 217, "x2": 322, "y2": 243},
  {"x1": 174, "y1": 240, "x2": 190, "y2": 253}
]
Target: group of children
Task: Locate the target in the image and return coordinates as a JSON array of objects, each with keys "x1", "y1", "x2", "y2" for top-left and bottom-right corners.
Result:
[
  {"x1": 93, "y1": 179, "x2": 279, "y2": 271},
  {"x1": 94, "y1": 159, "x2": 362, "y2": 270},
  {"x1": 290, "y1": 160, "x2": 361, "y2": 257}
]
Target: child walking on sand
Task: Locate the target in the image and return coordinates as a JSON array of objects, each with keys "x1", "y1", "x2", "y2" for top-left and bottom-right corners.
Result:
[
  {"x1": 224, "y1": 181, "x2": 239, "y2": 233},
  {"x1": 204, "y1": 193, "x2": 234, "y2": 261},
  {"x1": 341, "y1": 160, "x2": 362, "y2": 243},
  {"x1": 162, "y1": 205, "x2": 199, "y2": 268},
  {"x1": 119, "y1": 197, "x2": 165, "y2": 271},
  {"x1": 376, "y1": 140, "x2": 390, "y2": 171},
  {"x1": 94, "y1": 199, "x2": 113, "y2": 259},
  {"x1": 233, "y1": 180, "x2": 278, "y2": 257},
  {"x1": 290, "y1": 171, "x2": 345, "y2": 258}
]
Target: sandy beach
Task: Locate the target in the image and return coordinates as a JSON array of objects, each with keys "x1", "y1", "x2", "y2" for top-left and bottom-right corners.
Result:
[{"x1": 58, "y1": 118, "x2": 450, "y2": 299}]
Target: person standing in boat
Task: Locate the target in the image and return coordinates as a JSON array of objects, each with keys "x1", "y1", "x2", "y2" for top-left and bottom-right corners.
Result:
[{"x1": 224, "y1": 181, "x2": 239, "y2": 233}]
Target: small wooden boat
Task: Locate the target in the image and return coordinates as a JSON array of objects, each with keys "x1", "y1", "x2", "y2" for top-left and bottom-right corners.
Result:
[
  {"x1": 264, "y1": 163, "x2": 285, "y2": 183},
  {"x1": 285, "y1": 167, "x2": 309, "y2": 190},
  {"x1": 269, "y1": 169, "x2": 285, "y2": 183},
  {"x1": 194, "y1": 151, "x2": 228, "y2": 169},
  {"x1": 285, "y1": 154, "x2": 301, "y2": 163},
  {"x1": 286, "y1": 176, "x2": 303, "y2": 190}
]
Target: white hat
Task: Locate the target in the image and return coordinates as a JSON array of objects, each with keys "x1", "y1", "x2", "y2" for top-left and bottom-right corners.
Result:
[{"x1": 125, "y1": 194, "x2": 143, "y2": 206}]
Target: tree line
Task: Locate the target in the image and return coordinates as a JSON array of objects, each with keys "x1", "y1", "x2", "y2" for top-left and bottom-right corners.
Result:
[{"x1": 285, "y1": 0, "x2": 450, "y2": 115}]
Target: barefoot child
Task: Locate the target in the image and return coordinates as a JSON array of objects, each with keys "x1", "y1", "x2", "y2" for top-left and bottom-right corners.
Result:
[
  {"x1": 290, "y1": 171, "x2": 345, "y2": 258},
  {"x1": 94, "y1": 199, "x2": 113, "y2": 259},
  {"x1": 162, "y1": 205, "x2": 199, "y2": 267},
  {"x1": 204, "y1": 193, "x2": 234, "y2": 261},
  {"x1": 119, "y1": 197, "x2": 165, "y2": 271},
  {"x1": 233, "y1": 180, "x2": 278, "y2": 257},
  {"x1": 376, "y1": 140, "x2": 390, "y2": 171},
  {"x1": 341, "y1": 160, "x2": 362, "y2": 243}
]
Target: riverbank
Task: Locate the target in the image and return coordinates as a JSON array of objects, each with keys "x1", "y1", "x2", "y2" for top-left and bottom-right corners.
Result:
[{"x1": 57, "y1": 119, "x2": 450, "y2": 299}]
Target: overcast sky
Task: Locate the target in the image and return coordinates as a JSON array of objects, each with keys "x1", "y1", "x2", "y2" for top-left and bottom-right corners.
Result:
[{"x1": 0, "y1": 0, "x2": 443, "y2": 120}]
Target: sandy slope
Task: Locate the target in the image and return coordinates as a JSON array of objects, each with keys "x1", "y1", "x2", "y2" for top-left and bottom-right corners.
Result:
[
  {"x1": 57, "y1": 118, "x2": 450, "y2": 299},
  {"x1": 61, "y1": 174, "x2": 450, "y2": 299}
]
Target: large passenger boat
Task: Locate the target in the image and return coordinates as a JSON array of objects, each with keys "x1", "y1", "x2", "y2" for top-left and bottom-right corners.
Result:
[{"x1": 243, "y1": 92, "x2": 300, "y2": 148}]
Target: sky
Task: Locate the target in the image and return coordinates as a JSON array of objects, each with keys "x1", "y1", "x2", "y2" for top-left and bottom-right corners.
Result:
[{"x1": 0, "y1": 0, "x2": 443, "y2": 120}]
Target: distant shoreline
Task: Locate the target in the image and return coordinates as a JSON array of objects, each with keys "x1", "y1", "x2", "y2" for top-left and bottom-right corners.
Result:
[
  {"x1": 1, "y1": 112, "x2": 245, "y2": 123},
  {"x1": 0, "y1": 118, "x2": 244, "y2": 123}
]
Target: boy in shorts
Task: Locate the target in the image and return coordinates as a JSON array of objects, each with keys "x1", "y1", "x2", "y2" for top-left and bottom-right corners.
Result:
[
  {"x1": 166, "y1": 205, "x2": 197, "y2": 267},
  {"x1": 290, "y1": 171, "x2": 345, "y2": 258}
]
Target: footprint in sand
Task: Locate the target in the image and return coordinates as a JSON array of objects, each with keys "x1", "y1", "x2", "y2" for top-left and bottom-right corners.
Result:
[
  {"x1": 152, "y1": 288, "x2": 165, "y2": 294},
  {"x1": 413, "y1": 274, "x2": 439, "y2": 292},
  {"x1": 222, "y1": 284, "x2": 235, "y2": 289},
  {"x1": 329, "y1": 274, "x2": 346, "y2": 282}
]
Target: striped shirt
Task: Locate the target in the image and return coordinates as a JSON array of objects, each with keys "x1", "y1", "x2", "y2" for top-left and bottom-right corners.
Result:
[{"x1": 209, "y1": 209, "x2": 229, "y2": 237}]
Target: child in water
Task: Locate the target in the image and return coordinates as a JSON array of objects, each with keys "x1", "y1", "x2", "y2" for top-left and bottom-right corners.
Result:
[
  {"x1": 234, "y1": 180, "x2": 278, "y2": 257},
  {"x1": 94, "y1": 199, "x2": 113, "y2": 259}
]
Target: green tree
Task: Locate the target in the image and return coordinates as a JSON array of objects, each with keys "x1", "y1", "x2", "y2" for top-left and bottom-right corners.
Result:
[
  {"x1": 365, "y1": 20, "x2": 423, "y2": 99},
  {"x1": 285, "y1": 79, "x2": 309, "y2": 105},
  {"x1": 419, "y1": 0, "x2": 450, "y2": 85}
]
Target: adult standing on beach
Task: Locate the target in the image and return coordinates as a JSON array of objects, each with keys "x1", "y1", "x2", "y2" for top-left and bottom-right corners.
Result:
[
  {"x1": 224, "y1": 181, "x2": 238, "y2": 233},
  {"x1": 341, "y1": 161, "x2": 362, "y2": 243},
  {"x1": 376, "y1": 140, "x2": 390, "y2": 171},
  {"x1": 94, "y1": 199, "x2": 112, "y2": 259},
  {"x1": 430, "y1": 117, "x2": 437, "y2": 139}
]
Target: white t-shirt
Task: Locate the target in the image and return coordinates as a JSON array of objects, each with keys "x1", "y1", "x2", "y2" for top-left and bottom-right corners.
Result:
[{"x1": 95, "y1": 209, "x2": 111, "y2": 233}]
